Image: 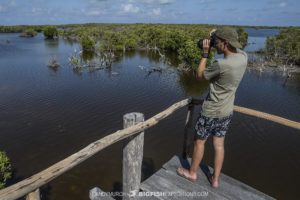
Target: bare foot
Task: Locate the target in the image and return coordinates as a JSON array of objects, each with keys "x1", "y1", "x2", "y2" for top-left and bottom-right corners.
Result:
[
  {"x1": 210, "y1": 175, "x2": 219, "y2": 188},
  {"x1": 177, "y1": 168, "x2": 197, "y2": 181}
]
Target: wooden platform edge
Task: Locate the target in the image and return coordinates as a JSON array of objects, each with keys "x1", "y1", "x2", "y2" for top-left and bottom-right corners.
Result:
[{"x1": 162, "y1": 155, "x2": 276, "y2": 200}]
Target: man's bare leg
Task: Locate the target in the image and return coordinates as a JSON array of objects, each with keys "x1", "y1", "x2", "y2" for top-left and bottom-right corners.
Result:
[
  {"x1": 177, "y1": 135, "x2": 207, "y2": 180},
  {"x1": 211, "y1": 136, "x2": 225, "y2": 188}
]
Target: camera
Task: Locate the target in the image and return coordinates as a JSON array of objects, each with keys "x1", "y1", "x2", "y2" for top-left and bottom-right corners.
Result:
[{"x1": 197, "y1": 32, "x2": 216, "y2": 49}]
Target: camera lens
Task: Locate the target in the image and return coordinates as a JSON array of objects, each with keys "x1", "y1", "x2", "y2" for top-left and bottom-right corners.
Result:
[{"x1": 197, "y1": 39, "x2": 204, "y2": 49}]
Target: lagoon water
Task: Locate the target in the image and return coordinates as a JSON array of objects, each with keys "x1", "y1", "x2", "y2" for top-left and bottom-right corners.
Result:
[{"x1": 0, "y1": 28, "x2": 299, "y2": 200}]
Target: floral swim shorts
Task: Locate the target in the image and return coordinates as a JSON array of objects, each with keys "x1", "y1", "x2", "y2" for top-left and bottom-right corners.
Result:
[{"x1": 194, "y1": 112, "x2": 233, "y2": 139}]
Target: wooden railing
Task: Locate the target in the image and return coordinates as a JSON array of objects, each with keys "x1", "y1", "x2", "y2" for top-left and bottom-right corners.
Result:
[{"x1": 0, "y1": 98, "x2": 299, "y2": 200}]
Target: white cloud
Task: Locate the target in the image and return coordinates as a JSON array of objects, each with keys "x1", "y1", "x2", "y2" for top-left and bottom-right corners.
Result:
[
  {"x1": 128, "y1": 0, "x2": 175, "y2": 5},
  {"x1": 32, "y1": 8, "x2": 42, "y2": 13},
  {"x1": 279, "y1": 2, "x2": 287, "y2": 8},
  {"x1": 267, "y1": 0, "x2": 287, "y2": 9},
  {"x1": 86, "y1": 10, "x2": 104, "y2": 16},
  {"x1": 152, "y1": 8, "x2": 161, "y2": 15},
  {"x1": 123, "y1": 4, "x2": 140, "y2": 13}
]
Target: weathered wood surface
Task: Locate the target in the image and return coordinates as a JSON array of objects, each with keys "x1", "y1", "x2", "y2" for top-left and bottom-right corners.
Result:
[
  {"x1": 191, "y1": 98, "x2": 300, "y2": 130},
  {"x1": 233, "y1": 105, "x2": 300, "y2": 130},
  {"x1": 123, "y1": 113, "x2": 145, "y2": 200},
  {"x1": 25, "y1": 189, "x2": 40, "y2": 200},
  {"x1": 182, "y1": 104, "x2": 195, "y2": 159},
  {"x1": 0, "y1": 99, "x2": 191, "y2": 200},
  {"x1": 140, "y1": 168, "x2": 224, "y2": 200},
  {"x1": 139, "y1": 155, "x2": 275, "y2": 200},
  {"x1": 89, "y1": 187, "x2": 115, "y2": 200}
]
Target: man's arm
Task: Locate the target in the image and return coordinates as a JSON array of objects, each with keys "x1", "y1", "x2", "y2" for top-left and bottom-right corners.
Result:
[
  {"x1": 197, "y1": 39, "x2": 210, "y2": 80},
  {"x1": 197, "y1": 57, "x2": 208, "y2": 80},
  {"x1": 197, "y1": 29, "x2": 217, "y2": 80}
]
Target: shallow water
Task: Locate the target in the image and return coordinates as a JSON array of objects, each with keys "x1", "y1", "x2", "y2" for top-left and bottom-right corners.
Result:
[{"x1": 0, "y1": 29, "x2": 299, "y2": 200}]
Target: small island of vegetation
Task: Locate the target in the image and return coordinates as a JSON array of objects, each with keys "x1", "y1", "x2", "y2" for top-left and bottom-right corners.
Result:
[{"x1": 0, "y1": 151, "x2": 11, "y2": 190}]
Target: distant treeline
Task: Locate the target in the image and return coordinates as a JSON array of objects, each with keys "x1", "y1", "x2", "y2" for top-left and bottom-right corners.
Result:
[
  {"x1": 0, "y1": 23, "x2": 297, "y2": 33},
  {"x1": 0, "y1": 23, "x2": 250, "y2": 69},
  {"x1": 1, "y1": 23, "x2": 298, "y2": 68}
]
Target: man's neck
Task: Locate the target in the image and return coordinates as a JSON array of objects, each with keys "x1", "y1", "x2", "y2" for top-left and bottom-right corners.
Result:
[{"x1": 224, "y1": 49, "x2": 237, "y2": 57}]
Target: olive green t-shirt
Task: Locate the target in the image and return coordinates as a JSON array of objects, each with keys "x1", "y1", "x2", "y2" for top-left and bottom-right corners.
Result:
[{"x1": 202, "y1": 49, "x2": 247, "y2": 118}]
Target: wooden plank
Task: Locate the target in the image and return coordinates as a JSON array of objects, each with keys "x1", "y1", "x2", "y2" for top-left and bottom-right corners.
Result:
[
  {"x1": 140, "y1": 169, "x2": 226, "y2": 200},
  {"x1": 163, "y1": 155, "x2": 275, "y2": 200},
  {"x1": 25, "y1": 189, "x2": 40, "y2": 200},
  {"x1": 233, "y1": 105, "x2": 300, "y2": 130},
  {"x1": 0, "y1": 98, "x2": 191, "y2": 200},
  {"x1": 89, "y1": 187, "x2": 115, "y2": 200},
  {"x1": 123, "y1": 113, "x2": 145, "y2": 200}
]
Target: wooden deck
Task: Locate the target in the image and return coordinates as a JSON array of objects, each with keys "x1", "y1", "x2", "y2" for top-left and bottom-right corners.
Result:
[{"x1": 90, "y1": 155, "x2": 275, "y2": 200}]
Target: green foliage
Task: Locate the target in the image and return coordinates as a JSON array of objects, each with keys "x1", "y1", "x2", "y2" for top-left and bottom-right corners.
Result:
[
  {"x1": 0, "y1": 25, "x2": 29, "y2": 33},
  {"x1": 23, "y1": 29, "x2": 38, "y2": 37},
  {"x1": 0, "y1": 151, "x2": 11, "y2": 189},
  {"x1": 1, "y1": 24, "x2": 295, "y2": 33},
  {"x1": 43, "y1": 26, "x2": 58, "y2": 39},
  {"x1": 123, "y1": 36, "x2": 138, "y2": 49},
  {"x1": 178, "y1": 40, "x2": 202, "y2": 70},
  {"x1": 161, "y1": 30, "x2": 186, "y2": 51},
  {"x1": 34, "y1": 26, "x2": 43, "y2": 33},
  {"x1": 265, "y1": 27, "x2": 300, "y2": 65},
  {"x1": 236, "y1": 27, "x2": 248, "y2": 48},
  {"x1": 79, "y1": 34, "x2": 97, "y2": 51},
  {"x1": 99, "y1": 31, "x2": 125, "y2": 52},
  {"x1": 0, "y1": 25, "x2": 44, "y2": 33},
  {"x1": 178, "y1": 39, "x2": 214, "y2": 70}
]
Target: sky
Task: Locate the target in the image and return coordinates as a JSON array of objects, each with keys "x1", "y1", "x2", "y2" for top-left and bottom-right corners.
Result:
[{"x1": 0, "y1": 0, "x2": 299, "y2": 26}]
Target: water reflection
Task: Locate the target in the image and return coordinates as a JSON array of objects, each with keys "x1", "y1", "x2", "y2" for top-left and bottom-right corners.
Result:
[
  {"x1": 44, "y1": 39, "x2": 59, "y2": 49},
  {"x1": 138, "y1": 50, "x2": 161, "y2": 65},
  {"x1": 48, "y1": 65, "x2": 59, "y2": 73},
  {"x1": 178, "y1": 71, "x2": 209, "y2": 96},
  {"x1": 165, "y1": 51, "x2": 180, "y2": 67},
  {"x1": 82, "y1": 50, "x2": 96, "y2": 62},
  {"x1": 123, "y1": 50, "x2": 136, "y2": 59},
  {"x1": 282, "y1": 72, "x2": 300, "y2": 95},
  {"x1": 293, "y1": 73, "x2": 300, "y2": 95},
  {"x1": 62, "y1": 38, "x2": 76, "y2": 46},
  {"x1": 72, "y1": 67, "x2": 83, "y2": 76},
  {"x1": 113, "y1": 51, "x2": 123, "y2": 63}
]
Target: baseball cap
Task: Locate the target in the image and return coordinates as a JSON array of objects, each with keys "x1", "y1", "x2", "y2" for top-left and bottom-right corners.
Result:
[{"x1": 215, "y1": 27, "x2": 242, "y2": 49}]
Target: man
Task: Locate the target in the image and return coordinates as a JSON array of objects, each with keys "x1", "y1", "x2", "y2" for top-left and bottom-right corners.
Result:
[{"x1": 177, "y1": 27, "x2": 248, "y2": 188}]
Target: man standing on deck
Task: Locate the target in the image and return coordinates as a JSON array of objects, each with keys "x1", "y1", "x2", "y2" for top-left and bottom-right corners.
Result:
[{"x1": 177, "y1": 27, "x2": 248, "y2": 188}]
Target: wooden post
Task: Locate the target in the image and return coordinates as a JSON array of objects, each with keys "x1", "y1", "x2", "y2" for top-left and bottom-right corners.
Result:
[
  {"x1": 182, "y1": 103, "x2": 194, "y2": 159},
  {"x1": 26, "y1": 188, "x2": 40, "y2": 200},
  {"x1": 123, "y1": 113, "x2": 144, "y2": 200}
]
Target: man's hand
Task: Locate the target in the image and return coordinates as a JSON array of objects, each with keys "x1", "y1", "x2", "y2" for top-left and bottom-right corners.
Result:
[
  {"x1": 197, "y1": 29, "x2": 216, "y2": 80},
  {"x1": 203, "y1": 39, "x2": 210, "y2": 54}
]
